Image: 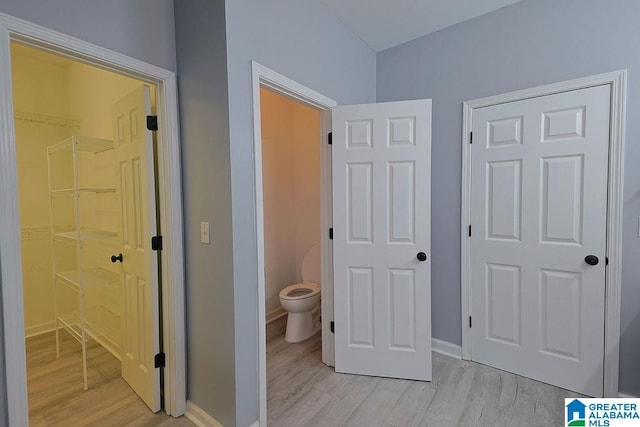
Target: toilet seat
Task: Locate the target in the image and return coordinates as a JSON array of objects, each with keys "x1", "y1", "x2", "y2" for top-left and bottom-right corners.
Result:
[
  {"x1": 279, "y1": 283, "x2": 320, "y2": 301},
  {"x1": 278, "y1": 245, "x2": 322, "y2": 342}
]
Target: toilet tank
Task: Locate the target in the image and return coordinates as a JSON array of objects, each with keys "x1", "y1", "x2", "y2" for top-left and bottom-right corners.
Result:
[{"x1": 301, "y1": 244, "x2": 321, "y2": 285}]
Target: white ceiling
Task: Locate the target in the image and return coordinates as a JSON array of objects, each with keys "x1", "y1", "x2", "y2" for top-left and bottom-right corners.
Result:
[{"x1": 318, "y1": 0, "x2": 521, "y2": 52}]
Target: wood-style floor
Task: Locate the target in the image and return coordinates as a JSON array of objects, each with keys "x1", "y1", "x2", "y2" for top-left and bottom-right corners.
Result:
[
  {"x1": 28, "y1": 318, "x2": 584, "y2": 426},
  {"x1": 26, "y1": 331, "x2": 193, "y2": 427},
  {"x1": 267, "y1": 316, "x2": 584, "y2": 426}
]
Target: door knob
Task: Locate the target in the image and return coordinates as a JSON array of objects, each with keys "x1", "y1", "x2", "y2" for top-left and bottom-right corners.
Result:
[
  {"x1": 417, "y1": 252, "x2": 427, "y2": 262},
  {"x1": 111, "y1": 253, "x2": 123, "y2": 263},
  {"x1": 584, "y1": 255, "x2": 599, "y2": 266}
]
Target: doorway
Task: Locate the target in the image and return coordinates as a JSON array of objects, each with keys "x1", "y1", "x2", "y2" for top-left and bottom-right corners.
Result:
[
  {"x1": 252, "y1": 62, "x2": 436, "y2": 426},
  {"x1": 13, "y1": 41, "x2": 163, "y2": 422},
  {"x1": 251, "y1": 62, "x2": 336, "y2": 426},
  {"x1": 461, "y1": 71, "x2": 627, "y2": 398},
  {"x1": 259, "y1": 85, "x2": 324, "y2": 424},
  {"x1": 0, "y1": 14, "x2": 186, "y2": 425}
]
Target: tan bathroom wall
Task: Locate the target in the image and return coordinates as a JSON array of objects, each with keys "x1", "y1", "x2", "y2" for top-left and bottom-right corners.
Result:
[
  {"x1": 292, "y1": 101, "x2": 321, "y2": 284},
  {"x1": 260, "y1": 88, "x2": 321, "y2": 320},
  {"x1": 261, "y1": 88, "x2": 298, "y2": 317}
]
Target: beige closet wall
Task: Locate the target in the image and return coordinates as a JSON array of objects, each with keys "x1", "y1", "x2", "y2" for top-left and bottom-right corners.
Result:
[
  {"x1": 11, "y1": 44, "x2": 75, "y2": 336},
  {"x1": 260, "y1": 88, "x2": 321, "y2": 318},
  {"x1": 67, "y1": 63, "x2": 143, "y2": 139}
]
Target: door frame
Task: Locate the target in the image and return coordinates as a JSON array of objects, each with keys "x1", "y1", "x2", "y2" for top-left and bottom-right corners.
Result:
[
  {"x1": 0, "y1": 13, "x2": 187, "y2": 425},
  {"x1": 250, "y1": 61, "x2": 336, "y2": 427},
  {"x1": 460, "y1": 70, "x2": 627, "y2": 397}
]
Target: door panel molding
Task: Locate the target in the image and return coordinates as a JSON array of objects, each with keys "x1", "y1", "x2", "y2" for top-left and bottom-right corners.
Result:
[
  {"x1": 0, "y1": 13, "x2": 186, "y2": 425},
  {"x1": 461, "y1": 70, "x2": 627, "y2": 398}
]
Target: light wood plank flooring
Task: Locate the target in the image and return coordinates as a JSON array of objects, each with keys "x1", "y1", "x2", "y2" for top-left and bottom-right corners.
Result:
[
  {"x1": 267, "y1": 316, "x2": 584, "y2": 426},
  {"x1": 26, "y1": 331, "x2": 193, "y2": 427}
]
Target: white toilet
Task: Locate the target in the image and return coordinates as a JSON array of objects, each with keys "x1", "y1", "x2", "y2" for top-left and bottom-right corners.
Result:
[{"x1": 279, "y1": 245, "x2": 321, "y2": 343}]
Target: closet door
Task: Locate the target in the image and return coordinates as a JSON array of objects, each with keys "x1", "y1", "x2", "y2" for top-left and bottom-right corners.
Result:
[
  {"x1": 469, "y1": 85, "x2": 609, "y2": 396},
  {"x1": 113, "y1": 85, "x2": 161, "y2": 412}
]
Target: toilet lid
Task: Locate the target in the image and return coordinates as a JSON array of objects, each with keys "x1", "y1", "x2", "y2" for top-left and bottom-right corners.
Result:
[
  {"x1": 279, "y1": 283, "x2": 321, "y2": 301},
  {"x1": 301, "y1": 244, "x2": 321, "y2": 285}
]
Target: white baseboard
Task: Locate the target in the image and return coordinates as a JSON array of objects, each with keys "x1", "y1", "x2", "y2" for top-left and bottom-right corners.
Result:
[
  {"x1": 35, "y1": 319, "x2": 123, "y2": 361},
  {"x1": 84, "y1": 322, "x2": 122, "y2": 362},
  {"x1": 266, "y1": 307, "x2": 287, "y2": 324},
  {"x1": 619, "y1": 392, "x2": 638, "y2": 398},
  {"x1": 24, "y1": 321, "x2": 56, "y2": 338},
  {"x1": 185, "y1": 401, "x2": 223, "y2": 427},
  {"x1": 432, "y1": 338, "x2": 462, "y2": 359}
]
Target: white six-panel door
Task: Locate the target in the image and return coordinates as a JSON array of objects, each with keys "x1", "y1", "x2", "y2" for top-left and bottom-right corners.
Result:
[
  {"x1": 332, "y1": 99, "x2": 432, "y2": 380},
  {"x1": 470, "y1": 85, "x2": 610, "y2": 396},
  {"x1": 113, "y1": 85, "x2": 161, "y2": 411}
]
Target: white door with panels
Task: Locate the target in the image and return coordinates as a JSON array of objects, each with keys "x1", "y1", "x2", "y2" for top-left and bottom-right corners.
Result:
[
  {"x1": 113, "y1": 85, "x2": 161, "y2": 411},
  {"x1": 332, "y1": 99, "x2": 432, "y2": 380},
  {"x1": 469, "y1": 85, "x2": 610, "y2": 396}
]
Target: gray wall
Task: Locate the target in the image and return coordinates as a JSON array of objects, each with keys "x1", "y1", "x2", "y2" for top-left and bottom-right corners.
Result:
[
  {"x1": 0, "y1": 261, "x2": 5, "y2": 427},
  {"x1": 377, "y1": 0, "x2": 640, "y2": 395},
  {"x1": 224, "y1": 0, "x2": 376, "y2": 424},
  {"x1": 0, "y1": 2, "x2": 176, "y2": 425},
  {"x1": 173, "y1": 1, "x2": 236, "y2": 425},
  {"x1": 0, "y1": 0, "x2": 176, "y2": 71}
]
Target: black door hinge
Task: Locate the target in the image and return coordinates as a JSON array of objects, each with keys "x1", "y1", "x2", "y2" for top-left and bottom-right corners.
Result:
[
  {"x1": 151, "y1": 235, "x2": 163, "y2": 251},
  {"x1": 606, "y1": 257, "x2": 609, "y2": 266},
  {"x1": 329, "y1": 228, "x2": 333, "y2": 240},
  {"x1": 330, "y1": 321, "x2": 334, "y2": 333},
  {"x1": 468, "y1": 225, "x2": 472, "y2": 237},
  {"x1": 146, "y1": 115, "x2": 158, "y2": 131},
  {"x1": 328, "y1": 132, "x2": 333, "y2": 145},
  {"x1": 469, "y1": 316, "x2": 472, "y2": 328},
  {"x1": 154, "y1": 352, "x2": 165, "y2": 368},
  {"x1": 469, "y1": 131, "x2": 473, "y2": 144}
]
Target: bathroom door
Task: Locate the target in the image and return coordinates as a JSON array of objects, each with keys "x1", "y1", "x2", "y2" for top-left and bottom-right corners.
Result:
[
  {"x1": 113, "y1": 85, "x2": 161, "y2": 411},
  {"x1": 332, "y1": 99, "x2": 432, "y2": 380}
]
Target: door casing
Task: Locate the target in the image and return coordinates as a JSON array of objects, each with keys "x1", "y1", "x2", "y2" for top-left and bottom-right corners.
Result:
[
  {"x1": 251, "y1": 61, "x2": 337, "y2": 427},
  {"x1": 0, "y1": 13, "x2": 187, "y2": 425},
  {"x1": 461, "y1": 70, "x2": 627, "y2": 398}
]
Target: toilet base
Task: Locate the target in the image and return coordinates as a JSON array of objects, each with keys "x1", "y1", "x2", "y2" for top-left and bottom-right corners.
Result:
[{"x1": 285, "y1": 310, "x2": 320, "y2": 343}]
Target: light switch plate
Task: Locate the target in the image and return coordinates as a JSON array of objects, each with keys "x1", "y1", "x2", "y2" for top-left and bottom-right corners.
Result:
[{"x1": 200, "y1": 221, "x2": 210, "y2": 244}]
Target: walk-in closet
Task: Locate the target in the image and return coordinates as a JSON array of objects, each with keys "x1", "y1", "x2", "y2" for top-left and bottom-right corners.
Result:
[{"x1": 12, "y1": 41, "x2": 160, "y2": 423}]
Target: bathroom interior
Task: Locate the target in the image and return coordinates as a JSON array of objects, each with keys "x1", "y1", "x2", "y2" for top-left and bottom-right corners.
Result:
[
  {"x1": 260, "y1": 87, "x2": 323, "y2": 347},
  {"x1": 12, "y1": 41, "x2": 158, "y2": 422}
]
